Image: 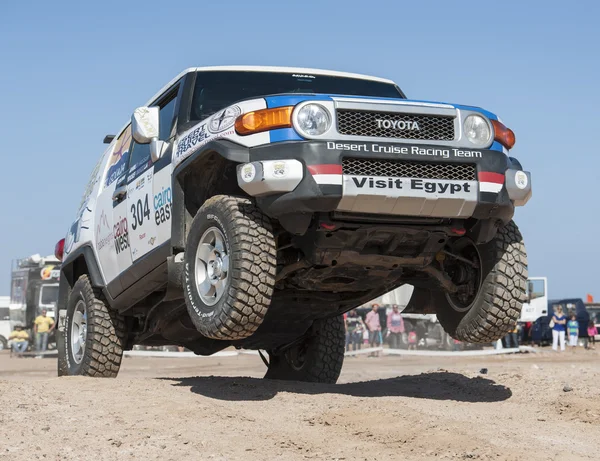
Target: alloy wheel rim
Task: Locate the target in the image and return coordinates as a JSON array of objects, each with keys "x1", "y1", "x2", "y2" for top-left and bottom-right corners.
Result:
[
  {"x1": 71, "y1": 300, "x2": 87, "y2": 364},
  {"x1": 195, "y1": 227, "x2": 230, "y2": 306}
]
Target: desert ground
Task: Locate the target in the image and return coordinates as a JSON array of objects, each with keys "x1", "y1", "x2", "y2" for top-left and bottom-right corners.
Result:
[{"x1": 1, "y1": 348, "x2": 599, "y2": 461}]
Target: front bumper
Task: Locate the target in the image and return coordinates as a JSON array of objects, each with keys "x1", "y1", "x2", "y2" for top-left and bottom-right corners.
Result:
[{"x1": 237, "y1": 140, "x2": 531, "y2": 222}]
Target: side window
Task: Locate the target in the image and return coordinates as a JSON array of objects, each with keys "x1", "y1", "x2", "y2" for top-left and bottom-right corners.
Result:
[
  {"x1": 127, "y1": 140, "x2": 152, "y2": 183},
  {"x1": 104, "y1": 125, "x2": 132, "y2": 188},
  {"x1": 158, "y1": 94, "x2": 178, "y2": 141}
]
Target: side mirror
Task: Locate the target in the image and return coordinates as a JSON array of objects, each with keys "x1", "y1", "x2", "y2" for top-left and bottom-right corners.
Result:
[
  {"x1": 132, "y1": 106, "x2": 168, "y2": 162},
  {"x1": 132, "y1": 107, "x2": 159, "y2": 144}
]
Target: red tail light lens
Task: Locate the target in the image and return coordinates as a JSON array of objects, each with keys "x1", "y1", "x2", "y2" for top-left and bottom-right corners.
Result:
[{"x1": 55, "y1": 238, "x2": 65, "y2": 261}]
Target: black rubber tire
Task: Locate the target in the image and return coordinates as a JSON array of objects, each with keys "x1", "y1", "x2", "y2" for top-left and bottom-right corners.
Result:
[
  {"x1": 183, "y1": 195, "x2": 276, "y2": 340},
  {"x1": 436, "y1": 221, "x2": 528, "y2": 343},
  {"x1": 0, "y1": 337, "x2": 7, "y2": 351},
  {"x1": 58, "y1": 275, "x2": 126, "y2": 377},
  {"x1": 265, "y1": 316, "x2": 345, "y2": 384}
]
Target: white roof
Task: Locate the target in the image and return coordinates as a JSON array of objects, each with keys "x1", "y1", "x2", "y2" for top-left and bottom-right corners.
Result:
[{"x1": 145, "y1": 66, "x2": 395, "y2": 106}]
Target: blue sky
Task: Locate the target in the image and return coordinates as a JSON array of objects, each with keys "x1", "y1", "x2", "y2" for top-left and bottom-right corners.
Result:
[{"x1": 0, "y1": 0, "x2": 598, "y2": 299}]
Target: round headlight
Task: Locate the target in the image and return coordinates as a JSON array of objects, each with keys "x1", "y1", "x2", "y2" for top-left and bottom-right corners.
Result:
[
  {"x1": 463, "y1": 114, "x2": 491, "y2": 147},
  {"x1": 295, "y1": 104, "x2": 331, "y2": 136}
]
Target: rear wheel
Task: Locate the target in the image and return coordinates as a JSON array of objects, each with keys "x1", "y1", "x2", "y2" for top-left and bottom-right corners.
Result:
[
  {"x1": 0, "y1": 337, "x2": 7, "y2": 351},
  {"x1": 435, "y1": 221, "x2": 528, "y2": 343},
  {"x1": 58, "y1": 275, "x2": 126, "y2": 377},
  {"x1": 265, "y1": 316, "x2": 345, "y2": 384}
]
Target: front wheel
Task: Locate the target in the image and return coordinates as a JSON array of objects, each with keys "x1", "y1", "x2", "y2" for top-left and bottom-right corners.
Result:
[
  {"x1": 58, "y1": 275, "x2": 126, "y2": 377},
  {"x1": 435, "y1": 221, "x2": 528, "y2": 343},
  {"x1": 265, "y1": 316, "x2": 346, "y2": 384},
  {"x1": 183, "y1": 195, "x2": 277, "y2": 341}
]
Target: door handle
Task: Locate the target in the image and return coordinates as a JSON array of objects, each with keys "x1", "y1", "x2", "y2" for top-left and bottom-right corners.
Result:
[{"x1": 112, "y1": 185, "x2": 127, "y2": 203}]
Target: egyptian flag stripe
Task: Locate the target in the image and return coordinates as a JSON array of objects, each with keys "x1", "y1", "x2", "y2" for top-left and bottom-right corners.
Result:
[
  {"x1": 307, "y1": 164, "x2": 343, "y2": 175},
  {"x1": 308, "y1": 164, "x2": 343, "y2": 186},
  {"x1": 478, "y1": 171, "x2": 505, "y2": 194}
]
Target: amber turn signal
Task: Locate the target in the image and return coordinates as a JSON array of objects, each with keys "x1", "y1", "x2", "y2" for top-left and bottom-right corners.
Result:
[
  {"x1": 235, "y1": 106, "x2": 293, "y2": 136},
  {"x1": 492, "y1": 120, "x2": 516, "y2": 150}
]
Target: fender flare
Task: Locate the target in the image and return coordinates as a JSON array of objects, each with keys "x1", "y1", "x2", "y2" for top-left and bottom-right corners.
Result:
[
  {"x1": 173, "y1": 139, "x2": 250, "y2": 179},
  {"x1": 171, "y1": 139, "x2": 250, "y2": 250},
  {"x1": 61, "y1": 245, "x2": 104, "y2": 289}
]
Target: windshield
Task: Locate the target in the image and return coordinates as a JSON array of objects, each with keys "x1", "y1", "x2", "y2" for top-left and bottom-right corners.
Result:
[
  {"x1": 191, "y1": 71, "x2": 404, "y2": 121},
  {"x1": 40, "y1": 284, "x2": 59, "y2": 308}
]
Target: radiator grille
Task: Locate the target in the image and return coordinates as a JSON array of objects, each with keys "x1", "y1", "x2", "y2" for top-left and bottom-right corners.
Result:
[
  {"x1": 342, "y1": 158, "x2": 476, "y2": 181},
  {"x1": 337, "y1": 109, "x2": 455, "y2": 141}
]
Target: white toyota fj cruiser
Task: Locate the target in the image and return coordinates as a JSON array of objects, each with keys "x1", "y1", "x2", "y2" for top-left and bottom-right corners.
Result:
[{"x1": 55, "y1": 66, "x2": 531, "y2": 383}]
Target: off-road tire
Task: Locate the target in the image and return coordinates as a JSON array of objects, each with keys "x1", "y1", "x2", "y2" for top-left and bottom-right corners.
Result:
[
  {"x1": 59, "y1": 275, "x2": 126, "y2": 377},
  {"x1": 436, "y1": 221, "x2": 528, "y2": 343},
  {"x1": 0, "y1": 337, "x2": 7, "y2": 351},
  {"x1": 265, "y1": 316, "x2": 345, "y2": 384},
  {"x1": 183, "y1": 195, "x2": 276, "y2": 340}
]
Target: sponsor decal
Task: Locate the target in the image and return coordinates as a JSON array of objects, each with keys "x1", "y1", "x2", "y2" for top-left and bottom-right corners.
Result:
[
  {"x1": 106, "y1": 126, "x2": 132, "y2": 187},
  {"x1": 135, "y1": 177, "x2": 145, "y2": 190},
  {"x1": 326, "y1": 142, "x2": 482, "y2": 159},
  {"x1": 132, "y1": 248, "x2": 139, "y2": 257},
  {"x1": 148, "y1": 236, "x2": 156, "y2": 246},
  {"x1": 130, "y1": 194, "x2": 151, "y2": 231},
  {"x1": 292, "y1": 74, "x2": 315, "y2": 79},
  {"x1": 96, "y1": 210, "x2": 114, "y2": 251},
  {"x1": 174, "y1": 121, "x2": 236, "y2": 165},
  {"x1": 376, "y1": 119, "x2": 420, "y2": 131},
  {"x1": 241, "y1": 164, "x2": 256, "y2": 182},
  {"x1": 515, "y1": 171, "x2": 528, "y2": 189},
  {"x1": 176, "y1": 124, "x2": 210, "y2": 158},
  {"x1": 154, "y1": 187, "x2": 172, "y2": 226},
  {"x1": 40, "y1": 266, "x2": 60, "y2": 280},
  {"x1": 350, "y1": 176, "x2": 472, "y2": 194},
  {"x1": 272, "y1": 161, "x2": 287, "y2": 178},
  {"x1": 113, "y1": 217, "x2": 129, "y2": 254},
  {"x1": 127, "y1": 159, "x2": 152, "y2": 184},
  {"x1": 209, "y1": 105, "x2": 241, "y2": 133},
  {"x1": 139, "y1": 233, "x2": 146, "y2": 240},
  {"x1": 65, "y1": 202, "x2": 92, "y2": 255}
]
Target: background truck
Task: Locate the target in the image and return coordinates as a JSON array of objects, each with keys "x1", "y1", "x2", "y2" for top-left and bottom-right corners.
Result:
[
  {"x1": 0, "y1": 296, "x2": 9, "y2": 350},
  {"x1": 9, "y1": 254, "x2": 61, "y2": 345},
  {"x1": 531, "y1": 298, "x2": 590, "y2": 346},
  {"x1": 518, "y1": 277, "x2": 548, "y2": 344}
]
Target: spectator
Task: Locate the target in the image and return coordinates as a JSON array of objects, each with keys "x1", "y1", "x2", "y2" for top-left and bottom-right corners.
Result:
[
  {"x1": 551, "y1": 306, "x2": 567, "y2": 352},
  {"x1": 386, "y1": 304, "x2": 405, "y2": 349},
  {"x1": 586, "y1": 321, "x2": 597, "y2": 350},
  {"x1": 345, "y1": 309, "x2": 364, "y2": 352},
  {"x1": 407, "y1": 329, "x2": 418, "y2": 350},
  {"x1": 365, "y1": 304, "x2": 382, "y2": 357},
  {"x1": 505, "y1": 324, "x2": 519, "y2": 349},
  {"x1": 9, "y1": 325, "x2": 29, "y2": 357},
  {"x1": 567, "y1": 314, "x2": 579, "y2": 349},
  {"x1": 34, "y1": 309, "x2": 55, "y2": 358}
]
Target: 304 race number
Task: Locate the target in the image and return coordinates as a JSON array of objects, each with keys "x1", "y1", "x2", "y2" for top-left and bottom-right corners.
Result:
[{"x1": 130, "y1": 195, "x2": 151, "y2": 230}]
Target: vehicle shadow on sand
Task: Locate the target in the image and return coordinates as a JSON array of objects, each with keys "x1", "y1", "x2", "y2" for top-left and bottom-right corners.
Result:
[{"x1": 162, "y1": 371, "x2": 512, "y2": 403}]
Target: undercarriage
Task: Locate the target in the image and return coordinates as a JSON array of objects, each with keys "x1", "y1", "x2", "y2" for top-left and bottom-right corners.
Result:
[{"x1": 129, "y1": 214, "x2": 496, "y2": 354}]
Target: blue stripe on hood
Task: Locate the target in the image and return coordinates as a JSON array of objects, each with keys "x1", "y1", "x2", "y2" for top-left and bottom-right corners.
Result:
[{"x1": 264, "y1": 94, "x2": 498, "y2": 120}]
